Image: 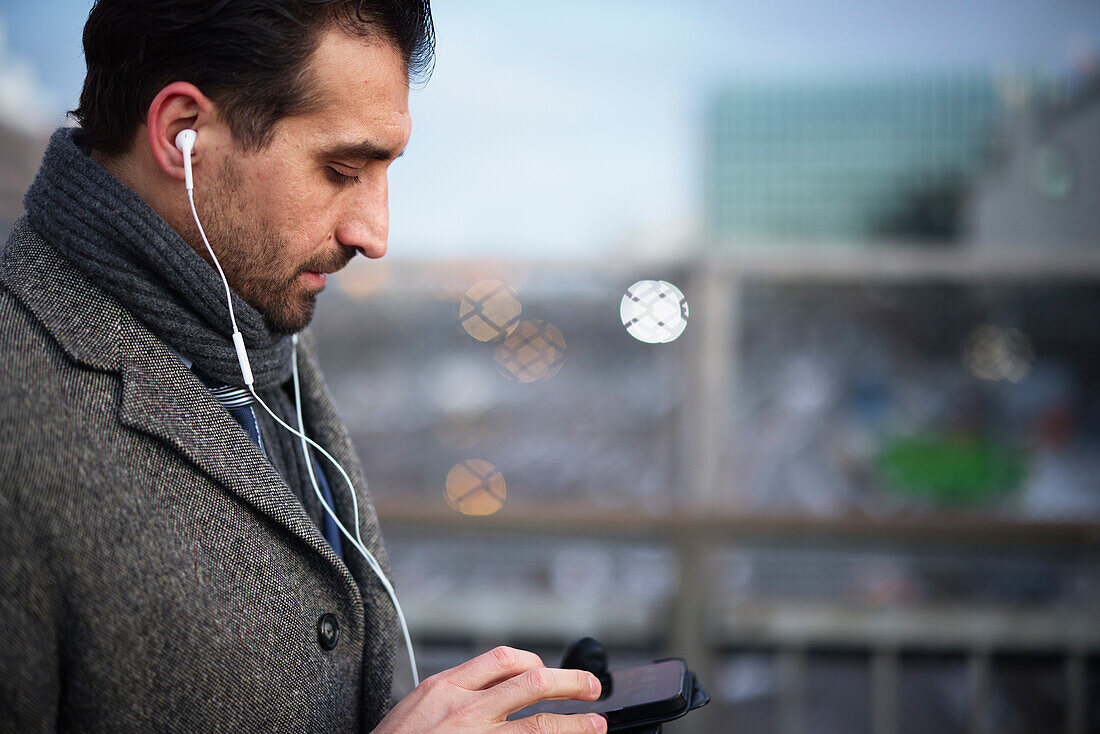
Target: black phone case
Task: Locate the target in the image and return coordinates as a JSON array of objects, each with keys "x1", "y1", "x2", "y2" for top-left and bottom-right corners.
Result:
[{"x1": 606, "y1": 659, "x2": 710, "y2": 733}]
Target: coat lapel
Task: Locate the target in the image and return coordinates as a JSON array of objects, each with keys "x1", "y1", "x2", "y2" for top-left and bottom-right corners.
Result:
[{"x1": 116, "y1": 330, "x2": 338, "y2": 560}]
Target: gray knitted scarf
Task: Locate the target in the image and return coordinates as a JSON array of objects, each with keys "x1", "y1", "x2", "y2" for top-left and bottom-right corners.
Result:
[{"x1": 23, "y1": 127, "x2": 292, "y2": 390}]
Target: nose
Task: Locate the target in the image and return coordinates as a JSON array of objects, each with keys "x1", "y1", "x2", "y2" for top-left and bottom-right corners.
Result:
[{"x1": 333, "y1": 170, "x2": 389, "y2": 259}]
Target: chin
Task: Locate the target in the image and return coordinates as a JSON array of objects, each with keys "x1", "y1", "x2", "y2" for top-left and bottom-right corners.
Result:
[{"x1": 262, "y1": 297, "x2": 317, "y2": 335}]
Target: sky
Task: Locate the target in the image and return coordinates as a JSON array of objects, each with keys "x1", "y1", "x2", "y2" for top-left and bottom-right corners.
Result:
[{"x1": 0, "y1": 0, "x2": 1098, "y2": 259}]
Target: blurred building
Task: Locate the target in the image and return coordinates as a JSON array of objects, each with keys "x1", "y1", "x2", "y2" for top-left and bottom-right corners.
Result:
[{"x1": 704, "y1": 74, "x2": 1006, "y2": 244}]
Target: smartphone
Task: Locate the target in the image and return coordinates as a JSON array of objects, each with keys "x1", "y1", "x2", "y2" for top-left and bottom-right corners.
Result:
[{"x1": 509, "y1": 659, "x2": 690, "y2": 729}]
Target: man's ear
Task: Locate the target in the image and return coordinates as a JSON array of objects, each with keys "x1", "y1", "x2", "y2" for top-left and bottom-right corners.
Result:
[{"x1": 145, "y1": 82, "x2": 216, "y2": 185}]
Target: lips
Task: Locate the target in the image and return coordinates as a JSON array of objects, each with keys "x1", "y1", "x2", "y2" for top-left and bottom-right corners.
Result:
[
  {"x1": 298, "y1": 248, "x2": 356, "y2": 289},
  {"x1": 302, "y1": 247, "x2": 356, "y2": 279}
]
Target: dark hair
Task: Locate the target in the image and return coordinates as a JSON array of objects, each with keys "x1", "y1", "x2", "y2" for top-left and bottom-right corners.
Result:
[{"x1": 72, "y1": 0, "x2": 434, "y2": 156}]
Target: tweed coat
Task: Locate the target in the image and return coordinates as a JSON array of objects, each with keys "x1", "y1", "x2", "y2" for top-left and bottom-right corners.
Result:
[{"x1": 0, "y1": 219, "x2": 397, "y2": 732}]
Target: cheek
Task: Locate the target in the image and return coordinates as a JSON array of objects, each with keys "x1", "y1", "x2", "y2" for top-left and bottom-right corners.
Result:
[
  {"x1": 272, "y1": 180, "x2": 340, "y2": 243},
  {"x1": 250, "y1": 192, "x2": 311, "y2": 245}
]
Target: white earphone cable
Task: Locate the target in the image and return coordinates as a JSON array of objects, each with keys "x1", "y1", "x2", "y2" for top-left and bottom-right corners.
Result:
[
  {"x1": 291, "y1": 345, "x2": 364, "y2": 552},
  {"x1": 187, "y1": 189, "x2": 240, "y2": 333},
  {"x1": 183, "y1": 156, "x2": 418, "y2": 687}
]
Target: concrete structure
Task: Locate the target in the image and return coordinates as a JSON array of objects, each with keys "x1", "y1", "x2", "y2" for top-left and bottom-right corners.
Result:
[{"x1": 967, "y1": 80, "x2": 1100, "y2": 250}]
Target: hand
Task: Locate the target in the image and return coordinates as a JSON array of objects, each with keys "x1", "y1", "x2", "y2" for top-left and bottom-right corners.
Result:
[{"x1": 373, "y1": 646, "x2": 607, "y2": 733}]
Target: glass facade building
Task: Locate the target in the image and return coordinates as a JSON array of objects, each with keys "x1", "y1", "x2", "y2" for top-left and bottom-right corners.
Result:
[{"x1": 705, "y1": 75, "x2": 1006, "y2": 243}]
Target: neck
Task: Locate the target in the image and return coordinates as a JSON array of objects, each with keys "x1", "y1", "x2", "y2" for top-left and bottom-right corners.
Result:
[
  {"x1": 93, "y1": 143, "x2": 194, "y2": 252},
  {"x1": 91, "y1": 146, "x2": 139, "y2": 193}
]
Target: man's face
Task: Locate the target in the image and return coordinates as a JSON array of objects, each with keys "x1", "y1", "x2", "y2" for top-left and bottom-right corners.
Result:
[{"x1": 196, "y1": 29, "x2": 411, "y2": 333}]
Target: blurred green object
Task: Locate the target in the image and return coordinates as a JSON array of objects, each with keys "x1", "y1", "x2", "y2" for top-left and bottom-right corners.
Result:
[{"x1": 876, "y1": 435, "x2": 1026, "y2": 504}]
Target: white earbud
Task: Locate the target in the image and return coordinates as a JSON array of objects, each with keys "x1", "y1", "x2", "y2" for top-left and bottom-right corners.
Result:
[{"x1": 175, "y1": 128, "x2": 197, "y2": 192}]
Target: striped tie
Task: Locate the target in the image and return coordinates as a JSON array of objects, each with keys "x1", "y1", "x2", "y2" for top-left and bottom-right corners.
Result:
[{"x1": 207, "y1": 384, "x2": 265, "y2": 455}]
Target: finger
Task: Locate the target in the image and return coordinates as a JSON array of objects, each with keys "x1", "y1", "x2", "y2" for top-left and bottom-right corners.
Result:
[
  {"x1": 440, "y1": 646, "x2": 547, "y2": 691},
  {"x1": 508, "y1": 712, "x2": 608, "y2": 734},
  {"x1": 490, "y1": 666, "x2": 603, "y2": 715}
]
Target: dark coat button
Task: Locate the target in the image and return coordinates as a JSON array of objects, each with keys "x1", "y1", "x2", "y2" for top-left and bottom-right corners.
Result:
[{"x1": 317, "y1": 613, "x2": 339, "y2": 650}]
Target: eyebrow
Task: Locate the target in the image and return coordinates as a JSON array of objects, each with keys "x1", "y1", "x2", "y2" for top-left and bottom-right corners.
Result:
[{"x1": 322, "y1": 140, "x2": 406, "y2": 162}]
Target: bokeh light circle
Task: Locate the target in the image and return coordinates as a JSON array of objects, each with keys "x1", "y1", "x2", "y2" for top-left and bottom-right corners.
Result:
[
  {"x1": 458, "y1": 279, "x2": 522, "y2": 342},
  {"x1": 444, "y1": 459, "x2": 506, "y2": 516},
  {"x1": 621, "y1": 280, "x2": 689, "y2": 344},
  {"x1": 962, "y1": 324, "x2": 1034, "y2": 383},
  {"x1": 493, "y1": 319, "x2": 566, "y2": 383}
]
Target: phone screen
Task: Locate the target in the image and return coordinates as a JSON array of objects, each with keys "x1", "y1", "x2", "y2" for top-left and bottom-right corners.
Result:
[{"x1": 509, "y1": 659, "x2": 688, "y2": 725}]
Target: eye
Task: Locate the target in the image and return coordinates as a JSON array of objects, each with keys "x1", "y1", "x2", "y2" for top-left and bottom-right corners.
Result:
[{"x1": 326, "y1": 166, "x2": 361, "y2": 186}]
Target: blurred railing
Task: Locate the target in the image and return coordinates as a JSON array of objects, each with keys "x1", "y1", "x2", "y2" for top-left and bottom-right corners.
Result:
[{"x1": 314, "y1": 246, "x2": 1100, "y2": 733}]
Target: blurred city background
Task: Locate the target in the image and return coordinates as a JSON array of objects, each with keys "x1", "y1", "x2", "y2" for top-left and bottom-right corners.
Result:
[{"x1": 2, "y1": 1, "x2": 1099, "y2": 732}]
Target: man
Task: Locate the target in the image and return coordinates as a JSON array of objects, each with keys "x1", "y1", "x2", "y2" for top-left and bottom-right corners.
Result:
[{"x1": 0, "y1": 1, "x2": 605, "y2": 732}]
